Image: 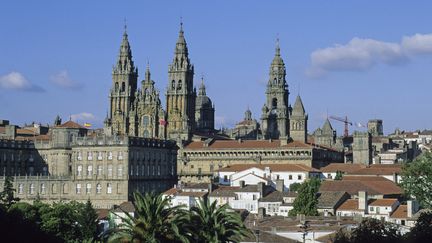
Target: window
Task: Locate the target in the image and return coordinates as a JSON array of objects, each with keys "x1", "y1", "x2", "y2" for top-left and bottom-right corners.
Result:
[
  {"x1": 118, "y1": 166, "x2": 123, "y2": 177},
  {"x1": 107, "y1": 183, "x2": 112, "y2": 194},
  {"x1": 87, "y1": 152, "x2": 93, "y2": 160},
  {"x1": 370, "y1": 207, "x2": 374, "y2": 211},
  {"x1": 298, "y1": 175, "x2": 302, "y2": 180},
  {"x1": 96, "y1": 183, "x2": 102, "y2": 194},
  {"x1": 40, "y1": 183, "x2": 46, "y2": 194},
  {"x1": 108, "y1": 151, "x2": 113, "y2": 160},
  {"x1": 171, "y1": 80, "x2": 175, "y2": 89},
  {"x1": 143, "y1": 116, "x2": 150, "y2": 127},
  {"x1": 87, "y1": 165, "x2": 93, "y2": 176},
  {"x1": 143, "y1": 130, "x2": 150, "y2": 138},
  {"x1": 97, "y1": 165, "x2": 103, "y2": 176},
  {"x1": 76, "y1": 184, "x2": 81, "y2": 194},
  {"x1": 86, "y1": 183, "x2": 91, "y2": 194},
  {"x1": 289, "y1": 175, "x2": 292, "y2": 180},
  {"x1": 118, "y1": 151, "x2": 123, "y2": 160},
  {"x1": 76, "y1": 165, "x2": 82, "y2": 176},
  {"x1": 29, "y1": 184, "x2": 35, "y2": 194},
  {"x1": 97, "y1": 152, "x2": 103, "y2": 160},
  {"x1": 77, "y1": 151, "x2": 82, "y2": 160},
  {"x1": 130, "y1": 165, "x2": 134, "y2": 176},
  {"x1": 327, "y1": 173, "x2": 332, "y2": 179},
  {"x1": 108, "y1": 165, "x2": 113, "y2": 176},
  {"x1": 224, "y1": 175, "x2": 228, "y2": 182},
  {"x1": 18, "y1": 184, "x2": 23, "y2": 194}
]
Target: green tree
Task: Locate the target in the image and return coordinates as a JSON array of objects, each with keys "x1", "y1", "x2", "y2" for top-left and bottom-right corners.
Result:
[
  {"x1": 8, "y1": 201, "x2": 38, "y2": 223},
  {"x1": 108, "y1": 192, "x2": 188, "y2": 243},
  {"x1": 407, "y1": 211, "x2": 432, "y2": 242},
  {"x1": 289, "y1": 182, "x2": 301, "y2": 192},
  {"x1": 79, "y1": 199, "x2": 99, "y2": 241},
  {"x1": 400, "y1": 151, "x2": 432, "y2": 208},
  {"x1": 0, "y1": 176, "x2": 20, "y2": 210},
  {"x1": 334, "y1": 170, "x2": 344, "y2": 180},
  {"x1": 186, "y1": 198, "x2": 250, "y2": 243},
  {"x1": 333, "y1": 218, "x2": 402, "y2": 243},
  {"x1": 289, "y1": 177, "x2": 321, "y2": 216}
]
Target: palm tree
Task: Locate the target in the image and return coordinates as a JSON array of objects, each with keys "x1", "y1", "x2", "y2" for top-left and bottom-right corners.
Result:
[
  {"x1": 186, "y1": 198, "x2": 250, "y2": 243},
  {"x1": 107, "y1": 192, "x2": 189, "y2": 243}
]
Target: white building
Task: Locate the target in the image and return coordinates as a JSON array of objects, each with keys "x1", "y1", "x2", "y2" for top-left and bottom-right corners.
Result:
[{"x1": 218, "y1": 164, "x2": 320, "y2": 191}]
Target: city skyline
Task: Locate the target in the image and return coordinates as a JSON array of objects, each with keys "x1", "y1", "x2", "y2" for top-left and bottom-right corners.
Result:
[{"x1": 1, "y1": 1, "x2": 432, "y2": 135}]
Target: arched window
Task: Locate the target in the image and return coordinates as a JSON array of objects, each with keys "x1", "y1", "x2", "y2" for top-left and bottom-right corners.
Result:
[
  {"x1": 76, "y1": 184, "x2": 81, "y2": 194},
  {"x1": 272, "y1": 98, "x2": 277, "y2": 109},
  {"x1": 171, "y1": 80, "x2": 175, "y2": 89},
  {"x1": 143, "y1": 116, "x2": 150, "y2": 127},
  {"x1": 29, "y1": 184, "x2": 35, "y2": 194},
  {"x1": 86, "y1": 183, "x2": 92, "y2": 194},
  {"x1": 77, "y1": 165, "x2": 82, "y2": 176},
  {"x1": 18, "y1": 184, "x2": 23, "y2": 194},
  {"x1": 177, "y1": 80, "x2": 182, "y2": 90},
  {"x1": 143, "y1": 130, "x2": 150, "y2": 138},
  {"x1": 115, "y1": 83, "x2": 119, "y2": 91},
  {"x1": 121, "y1": 82, "x2": 125, "y2": 92},
  {"x1": 97, "y1": 165, "x2": 103, "y2": 176},
  {"x1": 87, "y1": 165, "x2": 93, "y2": 176}
]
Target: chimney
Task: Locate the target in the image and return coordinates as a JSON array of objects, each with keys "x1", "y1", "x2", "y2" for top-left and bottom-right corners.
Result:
[
  {"x1": 276, "y1": 179, "x2": 284, "y2": 192},
  {"x1": 208, "y1": 183, "x2": 215, "y2": 193},
  {"x1": 393, "y1": 173, "x2": 398, "y2": 183},
  {"x1": 358, "y1": 191, "x2": 368, "y2": 213},
  {"x1": 258, "y1": 182, "x2": 265, "y2": 198},
  {"x1": 407, "y1": 200, "x2": 419, "y2": 218},
  {"x1": 239, "y1": 180, "x2": 245, "y2": 188},
  {"x1": 258, "y1": 207, "x2": 266, "y2": 219}
]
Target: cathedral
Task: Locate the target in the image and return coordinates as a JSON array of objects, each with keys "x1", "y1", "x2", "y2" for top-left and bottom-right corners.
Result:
[
  {"x1": 104, "y1": 23, "x2": 309, "y2": 145},
  {"x1": 104, "y1": 24, "x2": 215, "y2": 141}
]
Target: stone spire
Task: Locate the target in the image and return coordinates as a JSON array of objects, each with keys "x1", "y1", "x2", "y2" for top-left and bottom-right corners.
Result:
[
  {"x1": 322, "y1": 118, "x2": 334, "y2": 133},
  {"x1": 145, "y1": 62, "x2": 151, "y2": 83},
  {"x1": 270, "y1": 38, "x2": 286, "y2": 78},
  {"x1": 198, "y1": 77, "x2": 206, "y2": 96},
  {"x1": 113, "y1": 24, "x2": 137, "y2": 74},
  {"x1": 175, "y1": 21, "x2": 188, "y2": 56},
  {"x1": 245, "y1": 107, "x2": 252, "y2": 121},
  {"x1": 292, "y1": 95, "x2": 305, "y2": 116}
]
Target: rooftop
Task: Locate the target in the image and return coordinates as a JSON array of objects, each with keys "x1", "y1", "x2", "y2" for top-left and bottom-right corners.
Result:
[
  {"x1": 369, "y1": 198, "x2": 398, "y2": 207},
  {"x1": 320, "y1": 180, "x2": 402, "y2": 196},
  {"x1": 219, "y1": 163, "x2": 318, "y2": 173},
  {"x1": 184, "y1": 139, "x2": 313, "y2": 150}
]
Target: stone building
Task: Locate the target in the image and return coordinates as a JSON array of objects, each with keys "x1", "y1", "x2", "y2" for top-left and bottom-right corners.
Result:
[
  {"x1": 195, "y1": 78, "x2": 215, "y2": 133},
  {"x1": 313, "y1": 119, "x2": 338, "y2": 149},
  {"x1": 353, "y1": 131, "x2": 372, "y2": 165},
  {"x1": 227, "y1": 108, "x2": 260, "y2": 140},
  {"x1": 0, "y1": 120, "x2": 178, "y2": 209},
  {"x1": 368, "y1": 119, "x2": 384, "y2": 136},
  {"x1": 178, "y1": 139, "x2": 343, "y2": 183},
  {"x1": 104, "y1": 27, "x2": 167, "y2": 139},
  {"x1": 261, "y1": 41, "x2": 290, "y2": 140},
  {"x1": 290, "y1": 95, "x2": 308, "y2": 143}
]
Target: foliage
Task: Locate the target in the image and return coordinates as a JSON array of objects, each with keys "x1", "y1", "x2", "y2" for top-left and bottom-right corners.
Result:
[
  {"x1": 0, "y1": 176, "x2": 20, "y2": 210},
  {"x1": 8, "y1": 201, "x2": 38, "y2": 222},
  {"x1": 289, "y1": 182, "x2": 301, "y2": 192},
  {"x1": 400, "y1": 151, "x2": 432, "y2": 208},
  {"x1": 334, "y1": 170, "x2": 344, "y2": 180},
  {"x1": 407, "y1": 211, "x2": 432, "y2": 242},
  {"x1": 108, "y1": 192, "x2": 188, "y2": 243},
  {"x1": 186, "y1": 198, "x2": 250, "y2": 243},
  {"x1": 333, "y1": 218, "x2": 403, "y2": 243},
  {"x1": 289, "y1": 177, "x2": 321, "y2": 216},
  {"x1": 79, "y1": 199, "x2": 99, "y2": 241}
]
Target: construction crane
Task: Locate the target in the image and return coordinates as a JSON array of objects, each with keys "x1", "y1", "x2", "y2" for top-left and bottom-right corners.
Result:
[{"x1": 329, "y1": 115, "x2": 353, "y2": 137}]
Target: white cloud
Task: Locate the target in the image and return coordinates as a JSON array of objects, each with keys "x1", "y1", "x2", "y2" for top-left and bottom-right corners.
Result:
[
  {"x1": 0, "y1": 72, "x2": 44, "y2": 92},
  {"x1": 307, "y1": 33, "x2": 432, "y2": 78},
  {"x1": 402, "y1": 33, "x2": 432, "y2": 55},
  {"x1": 50, "y1": 70, "x2": 83, "y2": 90},
  {"x1": 70, "y1": 112, "x2": 96, "y2": 121}
]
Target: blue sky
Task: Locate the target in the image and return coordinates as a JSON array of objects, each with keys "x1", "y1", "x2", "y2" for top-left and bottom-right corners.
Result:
[{"x1": 1, "y1": 1, "x2": 431, "y2": 135}]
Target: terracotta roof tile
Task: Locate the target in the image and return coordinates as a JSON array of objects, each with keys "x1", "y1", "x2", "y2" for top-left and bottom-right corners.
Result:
[
  {"x1": 337, "y1": 199, "x2": 362, "y2": 211},
  {"x1": 320, "y1": 180, "x2": 402, "y2": 196},
  {"x1": 218, "y1": 163, "x2": 319, "y2": 172},
  {"x1": 390, "y1": 205, "x2": 408, "y2": 219},
  {"x1": 369, "y1": 198, "x2": 398, "y2": 207},
  {"x1": 342, "y1": 176, "x2": 391, "y2": 181},
  {"x1": 320, "y1": 163, "x2": 364, "y2": 173},
  {"x1": 163, "y1": 187, "x2": 180, "y2": 196},
  {"x1": 348, "y1": 164, "x2": 402, "y2": 175},
  {"x1": 177, "y1": 191, "x2": 208, "y2": 197},
  {"x1": 57, "y1": 120, "x2": 86, "y2": 129},
  {"x1": 209, "y1": 186, "x2": 239, "y2": 197}
]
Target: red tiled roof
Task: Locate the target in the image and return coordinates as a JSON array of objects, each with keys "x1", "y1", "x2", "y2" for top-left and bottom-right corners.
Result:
[
  {"x1": 320, "y1": 180, "x2": 402, "y2": 196},
  {"x1": 163, "y1": 187, "x2": 180, "y2": 196},
  {"x1": 342, "y1": 176, "x2": 390, "y2": 181},
  {"x1": 338, "y1": 199, "x2": 362, "y2": 211},
  {"x1": 369, "y1": 198, "x2": 398, "y2": 207},
  {"x1": 57, "y1": 120, "x2": 86, "y2": 129},
  {"x1": 184, "y1": 139, "x2": 313, "y2": 150},
  {"x1": 320, "y1": 163, "x2": 364, "y2": 173},
  {"x1": 177, "y1": 191, "x2": 208, "y2": 197},
  {"x1": 218, "y1": 163, "x2": 319, "y2": 172},
  {"x1": 390, "y1": 205, "x2": 408, "y2": 219},
  {"x1": 348, "y1": 164, "x2": 402, "y2": 175}
]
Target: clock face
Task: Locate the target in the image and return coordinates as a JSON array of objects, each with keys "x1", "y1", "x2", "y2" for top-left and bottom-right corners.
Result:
[{"x1": 271, "y1": 109, "x2": 277, "y2": 115}]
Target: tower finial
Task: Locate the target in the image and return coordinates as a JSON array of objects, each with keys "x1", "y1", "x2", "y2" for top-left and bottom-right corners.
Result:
[
  {"x1": 180, "y1": 16, "x2": 183, "y2": 32},
  {"x1": 123, "y1": 18, "x2": 127, "y2": 35},
  {"x1": 275, "y1": 34, "x2": 280, "y2": 56}
]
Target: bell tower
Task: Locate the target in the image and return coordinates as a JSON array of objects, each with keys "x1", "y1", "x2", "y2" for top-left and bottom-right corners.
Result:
[
  {"x1": 261, "y1": 39, "x2": 290, "y2": 140},
  {"x1": 166, "y1": 22, "x2": 196, "y2": 141},
  {"x1": 106, "y1": 25, "x2": 138, "y2": 136}
]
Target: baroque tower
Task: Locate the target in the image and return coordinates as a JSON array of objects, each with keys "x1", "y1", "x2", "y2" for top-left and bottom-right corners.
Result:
[
  {"x1": 290, "y1": 95, "x2": 308, "y2": 143},
  {"x1": 166, "y1": 23, "x2": 196, "y2": 141},
  {"x1": 106, "y1": 26, "x2": 138, "y2": 136},
  {"x1": 261, "y1": 40, "x2": 290, "y2": 140},
  {"x1": 195, "y1": 78, "x2": 215, "y2": 133}
]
